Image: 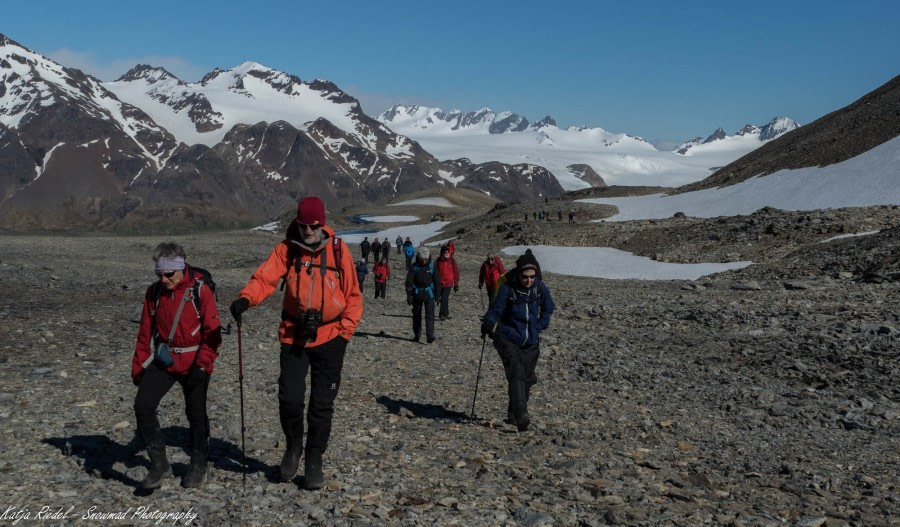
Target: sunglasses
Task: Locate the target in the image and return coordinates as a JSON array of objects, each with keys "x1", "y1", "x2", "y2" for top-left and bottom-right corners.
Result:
[
  {"x1": 520, "y1": 274, "x2": 536, "y2": 281},
  {"x1": 155, "y1": 270, "x2": 178, "y2": 278},
  {"x1": 297, "y1": 223, "x2": 322, "y2": 231}
]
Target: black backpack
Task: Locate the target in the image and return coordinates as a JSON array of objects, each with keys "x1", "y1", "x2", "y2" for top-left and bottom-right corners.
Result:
[
  {"x1": 151, "y1": 266, "x2": 217, "y2": 318},
  {"x1": 410, "y1": 260, "x2": 436, "y2": 299}
]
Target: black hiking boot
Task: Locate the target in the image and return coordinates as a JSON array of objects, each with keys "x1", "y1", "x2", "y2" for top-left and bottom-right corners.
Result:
[
  {"x1": 138, "y1": 425, "x2": 171, "y2": 490},
  {"x1": 413, "y1": 334, "x2": 420, "y2": 343},
  {"x1": 279, "y1": 443, "x2": 302, "y2": 482},
  {"x1": 182, "y1": 446, "x2": 208, "y2": 488},
  {"x1": 427, "y1": 335, "x2": 436, "y2": 344},
  {"x1": 514, "y1": 401, "x2": 530, "y2": 432},
  {"x1": 301, "y1": 450, "x2": 325, "y2": 490},
  {"x1": 505, "y1": 402, "x2": 517, "y2": 426}
]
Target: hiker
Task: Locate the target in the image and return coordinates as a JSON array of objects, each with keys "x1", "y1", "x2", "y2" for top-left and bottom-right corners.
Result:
[
  {"x1": 532, "y1": 211, "x2": 537, "y2": 220},
  {"x1": 478, "y1": 253, "x2": 507, "y2": 305},
  {"x1": 435, "y1": 245, "x2": 460, "y2": 321},
  {"x1": 481, "y1": 252, "x2": 555, "y2": 432},
  {"x1": 446, "y1": 239, "x2": 456, "y2": 258},
  {"x1": 372, "y1": 237, "x2": 382, "y2": 263},
  {"x1": 355, "y1": 259, "x2": 369, "y2": 292},
  {"x1": 403, "y1": 239, "x2": 416, "y2": 270},
  {"x1": 406, "y1": 246, "x2": 441, "y2": 344},
  {"x1": 557, "y1": 209, "x2": 563, "y2": 222},
  {"x1": 568, "y1": 209, "x2": 576, "y2": 223},
  {"x1": 360, "y1": 237, "x2": 371, "y2": 262},
  {"x1": 373, "y1": 258, "x2": 390, "y2": 299},
  {"x1": 228, "y1": 196, "x2": 362, "y2": 490},
  {"x1": 395, "y1": 235, "x2": 403, "y2": 254},
  {"x1": 131, "y1": 242, "x2": 222, "y2": 490},
  {"x1": 381, "y1": 238, "x2": 391, "y2": 262}
]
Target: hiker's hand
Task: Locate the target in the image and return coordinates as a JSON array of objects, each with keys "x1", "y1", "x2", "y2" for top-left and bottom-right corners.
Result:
[
  {"x1": 229, "y1": 298, "x2": 250, "y2": 324},
  {"x1": 478, "y1": 284, "x2": 483, "y2": 289},
  {"x1": 453, "y1": 285, "x2": 459, "y2": 293},
  {"x1": 132, "y1": 372, "x2": 143, "y2": 387},
  {"x1": 186, "y1": 365, "x2": 209, "y2": 389},
  {"x1": 406, "y1": 295, "x2": 412, "y2": 306},
  {"x1": 481, "y1": 320, "x2": 495, "y2": 338}
]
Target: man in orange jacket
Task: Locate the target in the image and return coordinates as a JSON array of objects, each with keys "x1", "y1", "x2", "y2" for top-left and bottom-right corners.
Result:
[{"x1": 229, "y1": 196, "x2": 362, "y2": 490}]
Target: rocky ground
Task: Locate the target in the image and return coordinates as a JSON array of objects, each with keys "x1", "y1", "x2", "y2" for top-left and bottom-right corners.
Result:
[{"x1": 0, "y1": 197, "x2": 897, "y2": 526}]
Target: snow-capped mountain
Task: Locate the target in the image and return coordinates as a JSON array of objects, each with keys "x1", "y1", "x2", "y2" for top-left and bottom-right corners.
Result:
[
  {"x1": 378, "y1": 105, "x2": 800, "y2": 190},
  {"x1": 0, "y1": 34, "x2": 560, "y2": 230},
  {"x1": 674, "y1": 118, "x2": 800, "y2": 155}
]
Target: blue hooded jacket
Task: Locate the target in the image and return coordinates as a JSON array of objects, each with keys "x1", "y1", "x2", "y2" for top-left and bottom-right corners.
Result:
[{"x1": 483, "y1": 271, "x2": 555, "y2": 347}]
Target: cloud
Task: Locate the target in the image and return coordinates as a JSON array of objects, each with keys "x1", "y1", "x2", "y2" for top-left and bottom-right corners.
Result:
[{"x1": 47, "y1": 48, "x2": 209, "y2": 82}]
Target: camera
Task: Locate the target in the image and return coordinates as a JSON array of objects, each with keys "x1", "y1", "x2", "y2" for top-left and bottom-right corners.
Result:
[{"x1": 301, "y1": 309, "x2": 322, "y2": 341}]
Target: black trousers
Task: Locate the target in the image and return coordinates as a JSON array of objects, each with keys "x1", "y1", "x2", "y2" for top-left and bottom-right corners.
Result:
[
  {"x1": 487, "y1": 287, "x2": 499, "y2": 307},
  {"x1": 374, "y1": 281, "x2": 386, "y2": 299},
  {"x1": 438, "y1": 287, "x2": 452, "y2": 318},
  {"x1": 411, "y1": 296, "x2": 435, "y2": 340},
  {"x1": 134, "y1": 362, "x2": 210, "y2": 448},
  {"x1": 493, "y1": 336, "x2": 540, "y2": 405},
  {"x1": 278, "y1": 337, "x2": 347, "y2": 455}
]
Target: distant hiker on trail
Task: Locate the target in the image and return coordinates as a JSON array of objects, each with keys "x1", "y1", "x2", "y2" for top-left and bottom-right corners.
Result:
[
  {"x1": 381, "y1": 238, "x2": 391, "y2": 262},
  {"x1": 228, "y1": 196, "x2": 362, "y2": 491},
  {"x1": 558, "y1": 209, "x2": 563, "y2": 222},
  {"x1": 524, "y1": 214, "x2": 528, "y2": 222},
  {"x1": 568, "y1": 209, "x2": 576, "y2": 223},
  {"x1": 403, "y1": 240, "x2": 416, "y2": 270},
  {"x1": 395, "y1": 235, "x2": 403, "y2": 254},
  {"x1": 533, "y1": 212, "x2": 537, "y2": 220},
  {"x1": 372, "y1": 237, "x2": 382, "y2": 263},
  {"x1": 478, "y1": 253, "x2": 507, "y2": 305},
  {"x1": 356, "y1": 259, "x2": 369, "y2": 292},
  {"x1": 132, "y1": 242, "x2": 222, "y2": 490},
  {"x1": 435, "y1": 245, "x2": 460, "y2": 321},
  {"x1": 373, "y1": 258, "x2": 390, "y2": 299},
  {"x1": 406, "y1": 246, "x2": 441, "y2": 344},
  {"x1": 360, "y1": 237, "x2": 371, "y2": 262},
  {"x1": 481, "y1": 252, "x2": 555, "y2": 432}
]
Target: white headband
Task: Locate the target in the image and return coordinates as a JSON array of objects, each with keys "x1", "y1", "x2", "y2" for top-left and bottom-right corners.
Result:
[{"x1": 155, "y1": 257, "x2": 185, "y2": 271}]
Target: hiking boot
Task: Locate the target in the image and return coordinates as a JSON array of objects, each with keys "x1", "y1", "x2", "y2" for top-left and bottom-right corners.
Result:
[
  {"x1": 301, "y1": 450, "x2": 325, "y2": 490},
  {"x1": 426, "y1": 336, "x2": 436, "y2": 344},
  {"x1": 513, "y1": 401, "x2": 530, "y2": 432},
  {"x1": 505, "y1": 402, "x2": 517, "y2": 426},
  {"x1": 279, "y1": 444, "x2": 302, "y2": 482},
  {"x1": 138, "y1": 425, "x2": 171, "y2": 490},
  {"x1": 439, "y1": 315, "x2": 446, "y2": 321},
  {"x1": 182, "y1": 447, "x2": 207, "y2": 488},
  {"x1": 413, "y1": 334, "x2": 420, "y2": 343}
]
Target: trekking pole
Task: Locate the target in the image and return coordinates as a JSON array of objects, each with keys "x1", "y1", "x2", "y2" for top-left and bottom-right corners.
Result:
[
  {"x1": 470, "y1": 334, "x2": 487, "y2": 419},
  {"x1": 480, "y1": 288, "x2": 485, "y2": 310},
  {"x1": 237, "y1": 322, "x2": 247, "y2": 486}
]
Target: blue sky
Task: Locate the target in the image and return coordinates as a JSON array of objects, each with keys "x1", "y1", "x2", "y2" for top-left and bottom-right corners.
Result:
[{"x1": 4, "y1": 1, "x2": 898, "y2": 147}]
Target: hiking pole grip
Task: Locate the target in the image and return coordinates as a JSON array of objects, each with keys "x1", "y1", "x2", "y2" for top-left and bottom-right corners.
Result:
[
  {"x1": 471, "y1": 334, "x2": 487, "y2": 419},
  {"x1": 237, "y1": 322, "x2": 247, "y2": 485}
]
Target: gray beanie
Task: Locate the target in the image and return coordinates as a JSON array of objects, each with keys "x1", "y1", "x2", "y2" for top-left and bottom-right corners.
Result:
[{"x1": 417, "y1": 246, "x2": 430, "y2": 260}]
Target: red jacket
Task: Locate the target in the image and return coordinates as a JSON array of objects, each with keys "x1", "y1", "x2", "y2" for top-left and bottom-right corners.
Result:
[
  {"x1": 446, "y1": 240, "x2": 456, "y2": 258},
  {"x1": 373, "y1": 261, "x2": 390, "y2": 284},
  {"x1": 238, "y1": 225, "x2": 363, "y2": 347},
  {"x1": 435, "y1": 255, "x2": 459, "y2": 288},
  {"x1": 479, "y1": 258, "x2": 507, "y2": 291},
  {"x1": 132, "y1": 267, "x2": 222, "y2": 381}
]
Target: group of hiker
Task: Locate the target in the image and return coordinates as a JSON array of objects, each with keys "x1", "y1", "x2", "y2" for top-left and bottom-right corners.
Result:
[
  {"x1": 129, "y1": 195, "x2": 555, "y2": 494},
  {"x1": 524, "y1": 209, "x2": 576, "y2": 223}
]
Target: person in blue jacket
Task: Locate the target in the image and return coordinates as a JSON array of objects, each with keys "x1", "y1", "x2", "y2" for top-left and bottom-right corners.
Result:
[
  {"x1": 481, "y1": 251, "x2": 555, "y2": 431},
  {"x1": 355, "y1": 259, "x2": 369, "y2": 292}
]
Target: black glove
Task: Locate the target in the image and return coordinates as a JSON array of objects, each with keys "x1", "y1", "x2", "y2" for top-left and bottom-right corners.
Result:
[
  {"x1": 481, "y1": 319, "x2": 495, "y2": 338},
  {"x1": 453, "y1": 285, "x2": 459, "y2": 293},
  {"x1": 132, "y1": 372, "x2": 143, "y2": 387},
  {"x1": 478, "y1": 284, "x2": 483, "y2": 289},
  {"x1": 229, "y1": 297, "x2": 250, "y2": 324},
  {"x1": 185, "y1": 365, "x2": 209, "y2": 389},
  {"x1": 406, "y1": 295, "x2": 413, "y2": 306}
]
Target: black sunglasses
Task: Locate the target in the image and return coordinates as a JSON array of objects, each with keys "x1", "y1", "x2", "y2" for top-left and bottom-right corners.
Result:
[
  {"x1": 155, "y1": 270, "x2": 178, "y2": 278},
  {"x1": 297, "y1": 223, "x2": 322, "y2": 231}
]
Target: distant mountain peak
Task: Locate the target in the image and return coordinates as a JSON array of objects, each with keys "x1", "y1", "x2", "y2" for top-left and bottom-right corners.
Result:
[
  {"x1": 117, "y1": 64, "x2": 182, "y2": 84},
  {"x1": 760, "y1": 116, "x2": 800, "y2": 141}
]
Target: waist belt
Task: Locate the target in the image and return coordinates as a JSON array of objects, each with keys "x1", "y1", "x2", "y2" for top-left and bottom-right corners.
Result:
[
  {"x1": 170, "y1": 345, "x2": 200, "y2": 353},
  {"x1": 281, "y1": 309, "x2": 340, "y2": 326}
]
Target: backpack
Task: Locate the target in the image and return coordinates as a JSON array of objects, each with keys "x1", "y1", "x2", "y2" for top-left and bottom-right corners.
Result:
[
  {"x1": 281, "y1": 233, "x2": 345, "y2": 291},
  {"x1": 151, "y1": 266, "x2": 216, "y2": 318},
  {"x1": 410, "y1": 260, "x2": 436, "y2": 299}
]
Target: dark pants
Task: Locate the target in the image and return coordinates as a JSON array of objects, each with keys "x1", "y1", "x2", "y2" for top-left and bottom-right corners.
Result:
[
  {"x1": 493, "y1": 336, "x2": 540, "y2": 407},
  {"x1": 278, "y1": 337, "x2": 347, "y2": 455},
  {"x1": 487, "y1": 287, "x2": 499, "y2": 307},
  {"x1": 134, "y1": 362, "x2": 210, "y2": 449},
  {"x1": 405, "y1": 256, "x2": 413, "y2": 270},
  {"x1": 438, "y1": 287, "x2": 451, "y2": 319},
  {"x1": 411, "y1": 296, "x2": 435, "y2": 340},
  {"x1": 358, "y1": 279, "x2": 365, "y2": 292},
  {"x1": 373, "y1": 249, "x2": 381, "y2": 262},
  {"x1": 374, "y1": 281, "x2": 386, "y2": 299}
]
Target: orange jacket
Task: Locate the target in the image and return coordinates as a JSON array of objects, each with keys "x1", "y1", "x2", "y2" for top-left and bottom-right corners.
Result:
[
  {"x1": 132, "y1": 267, "x2": 222, "y2": 380},
  {"x1": 238, "y1": 226, "x2": 363, "y2": 347}
]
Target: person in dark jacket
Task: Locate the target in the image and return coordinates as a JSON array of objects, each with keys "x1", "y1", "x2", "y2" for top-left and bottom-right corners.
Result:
[
  {"x1": 381, "y1": 238, "x2": 391, "y2": 262},
  {"x1": 132, "y1": 242, "x2": 222, "y2": 489},
  {"x1": 372, "y1": 237, "x2": 382, "y2": 262},
  {"x1": 355, "y1": 259, "x2": 369, "y2": 292},
  {"x1": 396, "y1": 235, "x2": 403, "y2": 254},
  {"x1": 481, "y1": 252, "x2": 555, "y2": 431},
  {"x1": 406, "y1": 246, "x2": 441, "y2": 343}
]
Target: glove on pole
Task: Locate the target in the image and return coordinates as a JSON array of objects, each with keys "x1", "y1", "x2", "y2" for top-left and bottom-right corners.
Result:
[
  {"x1": 470, "y1": 334, "x2": 487, "y2": 419},
  {"x1": 237, "y1": 322, "x2": 247, "y2": 485}
]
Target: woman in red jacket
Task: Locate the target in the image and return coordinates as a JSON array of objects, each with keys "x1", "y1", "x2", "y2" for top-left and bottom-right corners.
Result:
[
  {"x1": 435, "y1": 245, "x2": 460, "y2": 321},
  {"x1": 131, "y1": 242, "x2": 222, "y2": 490},
  {"x1": 478, "y1": 253, "x2": 507, "y2": 305}
]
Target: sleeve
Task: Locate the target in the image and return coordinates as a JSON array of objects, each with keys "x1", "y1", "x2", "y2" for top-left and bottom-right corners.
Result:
[
  {"x1": 196, "y1": 283, "x2": 223, "y2": 373},
  {"x1": 452, "y1": 259, "x2": 460, "y2": 286},
  {"x1": 131, "y1": 289, "x2": 155, "y2": 380},
  {"x1": 405, "y1": 267, "x2": 414, "y2": 295},
  {"x1": 238, "y1": 243, "x2": 289, "y2": 306},
  {"x1": 433, "y1": 265, "x2": 443, "y2": 296},
  {"x1": 478, "y1": 263, "x2": 486, "y2": 287},
  {"x1": 498, "y1": 260, "x2": 506, "y2": 274},
  {"x1": 536, "y1": 283, "x2": 555, "y2": 332},
  {"x1": 337, "y1": 240, "x2": 363, "y2": 341},
  {"x1": 484, "y1": 283, "x2": 508, "y2": 324}
]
